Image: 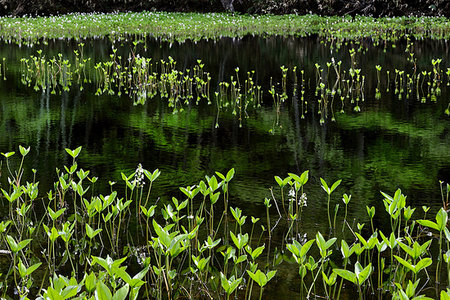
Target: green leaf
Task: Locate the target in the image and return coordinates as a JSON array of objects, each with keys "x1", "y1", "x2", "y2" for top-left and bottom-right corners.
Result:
[
  {"x1": 325, "y1": 237, "x2": 337, "y2": 250},
  {"x1": 230, "y1": 232, "x2": 248, "y2": 250},
  {"x1": 92, "y1": 256, "x2": 111, "y2": 275},
  {"x1": 48, "y1": 207, "x2": 66, "y2": 220},
  {"x1": 440, "y1": 289, "x2": 450, "y2": 300},
  {"x1": 220, "y1": 272, "x2": 230, "y2": 291},
  {"x1": 19, "y1": 145, "x2": 30, "y2": 156},
  {"x1": 398, "y1": 241, "x2": 414, "y2": 258},
  {"x1": 210, "y1": 192, "x2": 220, "y2": 205},
  {"x1": 333, "y1": 269, "x2": 357, "y2": 284},
  {"x1": 266, "y1": 270, "x2": 277, "y2": 282},
  {"x1": 357, "y1": 263, "x2": 372, "y2": 285},
  {"x1": 330, "y1": 179, "x2": 342, "y2": 193},
  {"x1": 234, "y1": 254, "x2": 247, "y2": 264},
  {"x1": 274, "y1": 176, "x2": 283, "y2": 187},
  {"x1": 320, "y1": 178, "x2": 330, "y2": 194},
  {"x1": 436, "y1": 208, "x2": 448, "y2": 231},
  {"x1": 215, "y1": 171, "x2": 225, "y2": 180},
  {"x1": 18, "y1": 258, "x2": 27, "y2": 278},
  {"x1": 152, "y1": 220, "x2": 171, "y2": 249},
  {"x1": 226, "y1": 168, "x2": 235, "y2": 181},
  {"x1": 0, "y1": 221, "x2": 11, "y2": 233},
  {"x1": 26, "y1": 262, "x2": 42, "y2": 276},
  {"x1": 113, "y1": 266, "x2": 132, "y2": 284},
  {"x1": 6, "y1": 235, "x2": 18, "y2": 252},
  {"x1": 7, "y1": 236, "x2": 31, "y2": 253},
  {"x1": 85, "y1": 272, "x2": 97, "y2": 293},
  {"x1": 287, "y1": 241, "x2": 301, "y2": 257},
  {"x1": 220, "y1": 273, "x2": 242, "y2": 295},
  {"x1": 49, "y1": 226, "x2": 60, "y2": 242},
  {"x1": 289, "y1": 170, "x2": 309, "y2": 186},
  {"x1": 444, "y1": 227, "x2": 450, "y2": 242},
  {"x1": 322, "y1": 271, "x2": 337, "y2": 286},
  {"x1": 1, "y1": 151, "x2": 15, "y2": 158},
  {"x1": 66, "y1": 146, "x2": 82, "y2": 159},
  {"x1": 417, "y1": 220, "x2": 439, "y2": 231},
  {"x1": 249, "y1": 245, "x2": 265, "y2": 260},
  {"x1": 247, "y1": 270, "x2": 266, "y2": 287},
  {"x1": 415, "y1": 258, "x2": 432, "y2": 273},
  {"x1": 315, "y1": 231, "x2": 326, "y2": 251},
  {"x1": 366, "y1": 206, "x2": 375, "y2": 218},
  {"x1": 45, "y1": 287, "x2": 64, "y2": 300},
  {"x1": 95, "y1": 281, "x2": 112, "y2": 300},
  {"x1": 394, "y1": 255, "x2": 414, "y2": 273},
  {"x1": 112, "y1": 284, "x2": 129, "y2": 300},
  {"x1": 86, "y1": 224, "x2": 102, "y2": 239},
  {"x1": 355, "y1": 232, "x2": 368, "y2": 248},
  {"x1": 300, "y1": 239, "x2": 315, "y2": 257},
  {"x1": 208, "y1": 175, "x2": 219, "y2": 191},
  {"x1": 288, "y1": 173, "x2": 302, "y2": 183}
]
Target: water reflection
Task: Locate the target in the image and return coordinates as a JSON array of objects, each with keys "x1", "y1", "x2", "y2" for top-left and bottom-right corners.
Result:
[{"x1": 0, "y1": 36, "x2": 448, "y2": 229}]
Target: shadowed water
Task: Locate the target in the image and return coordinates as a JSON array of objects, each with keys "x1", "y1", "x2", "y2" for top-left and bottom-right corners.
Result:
[{"x1": 0, "y1": 35, "x2": 449, "y2": 298}]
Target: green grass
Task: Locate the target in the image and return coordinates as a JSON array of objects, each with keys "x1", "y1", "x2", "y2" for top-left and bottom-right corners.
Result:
[{"x1": 0, "y1": 12, "x2": 450, "y2": 44}]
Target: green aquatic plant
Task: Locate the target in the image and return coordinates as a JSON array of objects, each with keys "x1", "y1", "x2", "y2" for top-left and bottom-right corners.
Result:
[
  {"x1": 320, "y1": 178, "x2": 342, "y2": 230},
  {"x1": 0, "y1": 146, "x2": 449, "y2": 299},
  {"x1": 417, "y1": 208, "x2": 448, "y2": 283},
  {"x1": 333, "y1": 262, "x2": 372, "y2": 300},
  {"x1": 1, "y1": 13, "x2": 450, "y2": 45},
  {"x1": 16, "y1": 45, "x2": 450, "y2": 125},
  {"x1": 247, "y1": 269, "x2": 277, "y2": 300},
  {"x1": 342, "y1": 193, "x2": 351, "y2": 231}
]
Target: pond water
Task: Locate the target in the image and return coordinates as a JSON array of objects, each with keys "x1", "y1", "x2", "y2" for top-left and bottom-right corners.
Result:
[{"x1": 0, "y1": 35, "x2": 449, "y2": 298}]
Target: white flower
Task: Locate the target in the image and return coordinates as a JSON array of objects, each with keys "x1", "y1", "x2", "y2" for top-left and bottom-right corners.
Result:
[
  {"x1": 299, "y1": 193, "x2": 307, "y2": 207},
  {"x1": 134, "y1": 163, "x2": 145, "y2": 187},
  {"x1": 288, "y1": 187, "x2": 295, "y2": 198}
]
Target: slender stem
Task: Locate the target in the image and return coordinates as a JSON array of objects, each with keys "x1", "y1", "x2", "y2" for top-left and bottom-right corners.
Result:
[{"x1": 327, "y1": 194, "x2": 332, "y2": 229}]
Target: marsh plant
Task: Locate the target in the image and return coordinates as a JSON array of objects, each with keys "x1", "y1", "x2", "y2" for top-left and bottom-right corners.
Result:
[
  {"x1": 1, "y1": 13, "x2": 450, "y2": 46},
  {"x1": 17, "y1": 42, "x2": 450, "y2": 130},
  {"x1": 0, "y1": 146, "x2": 449, "y2": 299}
]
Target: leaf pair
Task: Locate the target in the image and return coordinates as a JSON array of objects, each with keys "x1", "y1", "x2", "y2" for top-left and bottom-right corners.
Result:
[
  {"x1": 333, "y1": 262, "x2": 372, "y2": 286},
  {"x1": 394, "y1": 256, "x2": 432, "y2": 275},
  {"x1": 220, "y1": 273, "x2": 242, "y2": 296},
  {"x1": 246, "y1": 269, "x2": 277, "y2": 287},
  {"x1": 417, "y1": 208, "x2": 448, "y2": 232},
  {"x1": 320, "y1": 178, "x2": 342, "y2": 195}
]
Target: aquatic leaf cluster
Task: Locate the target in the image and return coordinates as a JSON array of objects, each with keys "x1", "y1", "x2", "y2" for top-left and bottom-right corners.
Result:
[
  {"x1": 19, "y1": 48, "x2": 264, "y2": 124},
  {"x1": 18, "y1": 44, "x2": 450, "y2": 125},
  {"x1": 0, "y1": 147, "x2": 449, "y2": 299}
]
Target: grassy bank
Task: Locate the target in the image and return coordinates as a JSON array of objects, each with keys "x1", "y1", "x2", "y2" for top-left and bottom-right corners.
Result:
[{"x1": 1, "y1": 12, "x2": 450, "y2": 44}]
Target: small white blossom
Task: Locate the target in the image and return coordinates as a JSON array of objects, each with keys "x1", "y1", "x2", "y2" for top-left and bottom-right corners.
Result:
[
  {"x1": 299, "y1": 193, "x2": 307, "y2": 207},
  {"x1": 288, "y1": 187, "x2": 295, "y2": 198},
  {"x1": 134, "y1": 163, "x2": 145, "y2": 187}
]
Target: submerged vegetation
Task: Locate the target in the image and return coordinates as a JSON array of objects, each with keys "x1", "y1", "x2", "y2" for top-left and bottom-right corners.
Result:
[
  {"x1": 0, "y1": 13, "x2": 450, "y2": 44},
  {"x1": 0, "y1": 147, "x2": 449, "y2": 299}
]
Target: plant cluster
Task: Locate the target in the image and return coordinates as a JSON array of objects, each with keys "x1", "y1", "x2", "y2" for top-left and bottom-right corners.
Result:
[
  {"x1": 17, "y1": 42, "x2": 450, "y2": 131},
  {"x1": 0, "y1": 13, "x2": 450, "y2": 45},
  {"x1": 0, "y1": 147, "x2": 449, "y2": 299}
]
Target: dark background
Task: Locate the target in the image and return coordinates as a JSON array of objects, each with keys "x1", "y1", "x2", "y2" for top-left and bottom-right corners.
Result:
[{"x1": 0, "y1": 0, "x2": 449, "y2": 17}]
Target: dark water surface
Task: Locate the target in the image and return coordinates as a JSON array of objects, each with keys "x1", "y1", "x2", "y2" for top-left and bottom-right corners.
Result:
[{"x1": 0, "y1": 36, "x2": 449, "y2": 298}]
